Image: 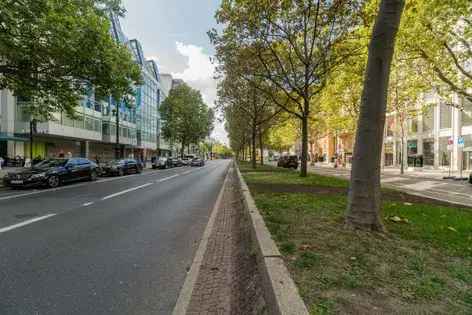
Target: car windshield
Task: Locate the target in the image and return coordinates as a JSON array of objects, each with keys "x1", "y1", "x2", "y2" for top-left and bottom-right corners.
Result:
[{"x1": 35, "y1": 159, "x2": 68, "y2": 168}]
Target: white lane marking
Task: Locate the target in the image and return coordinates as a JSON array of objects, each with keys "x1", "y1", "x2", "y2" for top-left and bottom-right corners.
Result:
[
  {"x1": 157, "y1": 174, "x2": 180, "y2": 183},
  {"x1": 0, "y1": 213, "x2": 56, "y2": 234},
  {"x1": 83, "y1": 202, "x2": 94, "y2": 207},
  {"x1": 101, "y1": 182, "x2": 154, "y2": 201}
]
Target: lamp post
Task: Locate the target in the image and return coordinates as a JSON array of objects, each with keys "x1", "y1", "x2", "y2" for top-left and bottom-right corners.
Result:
[{"x1": 112, "y1": 106, "x2": 121, "y2": 160}]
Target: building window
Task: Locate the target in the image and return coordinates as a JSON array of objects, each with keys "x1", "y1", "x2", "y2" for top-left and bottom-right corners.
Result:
[
  {"x1": 422, "y1": 106, "x2": 434, "y2": 133},
  {"x1": 461, "y1": 99, "x2": 472, "y2": 126},
  {"x1": 440, "y1": 104, "x2": 452, "y2": 129},
  {"x1": 423, "y1": 139, "x2": 434, "y2": 166}
]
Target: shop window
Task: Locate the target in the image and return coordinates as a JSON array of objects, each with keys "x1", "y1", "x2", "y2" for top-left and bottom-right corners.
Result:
[{"x1": 407, "y1": 140, "x2": 418, "y2": 155}]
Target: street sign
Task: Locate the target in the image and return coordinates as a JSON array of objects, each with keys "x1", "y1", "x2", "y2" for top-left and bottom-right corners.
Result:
[
  {"x1": 458, "y1": 137, "x2": 465, "y2": 148},
  {"x1": 448, "y1": 137, "x2": 454, "y2": 145}
]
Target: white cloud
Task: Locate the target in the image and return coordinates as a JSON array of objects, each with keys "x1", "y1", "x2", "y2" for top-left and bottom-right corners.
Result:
[{"x1": 172, "y1": 42, "x2": 227, "y2": 144}]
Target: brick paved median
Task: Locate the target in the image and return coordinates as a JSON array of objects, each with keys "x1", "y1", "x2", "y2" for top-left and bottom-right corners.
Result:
[{"x1": 186, "y1": 167, "x2": 266, "y2": 314}]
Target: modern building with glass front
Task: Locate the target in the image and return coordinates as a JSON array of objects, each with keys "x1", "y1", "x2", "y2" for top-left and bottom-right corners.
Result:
[
  {"x1": 383, "y1": 92, "x2": 472, "y2": 172},
  {"x1": 0, "y1": 13, "x2": 164, "y2": 164}
]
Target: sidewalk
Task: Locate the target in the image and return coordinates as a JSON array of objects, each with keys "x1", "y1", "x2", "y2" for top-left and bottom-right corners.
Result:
[
  {"x1": 184, "y1": 166, "x2": 266, "y2": 314},
  {"x1": 311, "y1": 162, "x2": 458, "y2": 181}
]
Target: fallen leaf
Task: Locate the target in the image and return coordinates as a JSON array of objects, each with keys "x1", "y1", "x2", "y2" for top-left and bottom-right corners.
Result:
[
  {"x1": 404, "y1": 202, "x2": 413, "y2": 206},
  {"x1": 447, "y1": 226, "x2": 458, "y2": 232}
]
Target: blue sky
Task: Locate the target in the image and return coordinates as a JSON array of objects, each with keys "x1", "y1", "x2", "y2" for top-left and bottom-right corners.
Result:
[{"x1": 121, "y1": 0, "x2": 227, "y2": 143}]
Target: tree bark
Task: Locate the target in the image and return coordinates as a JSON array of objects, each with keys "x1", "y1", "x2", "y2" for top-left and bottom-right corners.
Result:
[
  {"x1": 400, "y1": 122, "x2": 405, "y2": 175},
  {"x1": 259, "y1": 127, "x2": 264, "y2": 166},
  {"x1": 251, "y1": 122, "x2": 257, "y2": 169},
  {"x1": 300, "y1": 113, "x2": 309, "y2": 177},
  {"x1": 346, "y1": 0, "x2": 405, "y2": 231}
]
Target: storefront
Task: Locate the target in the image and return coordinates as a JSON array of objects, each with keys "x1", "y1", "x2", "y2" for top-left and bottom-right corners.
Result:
[{"x1": 422, "y1": 138, "x2": 435, "y2": 167}]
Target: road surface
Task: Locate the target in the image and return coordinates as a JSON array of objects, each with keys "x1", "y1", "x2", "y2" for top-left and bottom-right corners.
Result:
[{"x1": 0, "y1": 160, "x2": 230, "y2": 315}]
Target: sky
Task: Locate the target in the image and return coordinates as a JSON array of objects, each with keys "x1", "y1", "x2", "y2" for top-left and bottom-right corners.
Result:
[{"x1": 121, "y1": 0, "x2": 227, "y2": 144}]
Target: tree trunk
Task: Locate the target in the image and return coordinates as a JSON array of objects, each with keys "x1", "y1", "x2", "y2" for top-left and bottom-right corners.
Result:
[
  {"x1": 251, "y1": 123, "x2": 257, "y2": 169},
  {"x1": 400, "y1": 123, "x2": 405, "y2": 175},
  {"x1": 300, "y1": 114, "x2": 309, "y2": 177},
  {"x1": 259, "y1": 127, "x2": 264, "y2": 166},
  {"x1": 346, "y1": 0, "x2": 405, "y2": 232},
  {"x1": 181, "y1": 141, "x2": 185, "y2": 159}
]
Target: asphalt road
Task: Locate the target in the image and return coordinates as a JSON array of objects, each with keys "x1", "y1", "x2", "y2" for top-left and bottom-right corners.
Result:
[{"x1": 0, "y1": 160, "x2": 231, "y2": 315}]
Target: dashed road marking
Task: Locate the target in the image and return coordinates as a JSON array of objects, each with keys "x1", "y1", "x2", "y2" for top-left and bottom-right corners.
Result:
[
  {"x1": 0, "y1": 213, "x2": 56, "y2": 234},
  {"x1": 157, "y1": 174, "x2": 180, "y2": 183},
  {"x1": 102, "y1": 183, "x2": 154, "y2": 200}
]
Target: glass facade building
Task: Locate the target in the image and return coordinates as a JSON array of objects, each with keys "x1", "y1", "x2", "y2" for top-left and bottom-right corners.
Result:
[{"x1": 0, "y1": 12, "x2": 165, "y2": 163}]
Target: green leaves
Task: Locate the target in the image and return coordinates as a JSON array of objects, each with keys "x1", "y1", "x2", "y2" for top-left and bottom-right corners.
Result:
[
  {"x1": 159, "y1": 83, "x2": 214, "y2": 151},
  {"x1": 0, "y1": 0, "x2": 141, "y2": 120}
]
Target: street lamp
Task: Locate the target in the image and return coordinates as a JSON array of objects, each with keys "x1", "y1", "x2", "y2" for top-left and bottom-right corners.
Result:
[{"x1": 112, "y1": 107, "x2": 121, "y2": 160}]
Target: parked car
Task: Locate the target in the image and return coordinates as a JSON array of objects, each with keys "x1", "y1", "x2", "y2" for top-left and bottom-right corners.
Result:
[
  {"x1": 169, "y1": 157, "x2": 183, "y2": 167},
  {"x1": 277, "y1": 155, "x2": 299, "y2": 169},
  {"x1": 101, "y1": 159, "x2": 142, "y2": 176},
  {"x1": 181, "y1": 157, "x2": 190, "y2": 166},
  {"x1": 3, "y1": 158, "x2": 98, "y2": 189},
  {"x1": 151, "y1": 157, "x2": 170, "y2": 169},
  {"x1": 190, "y1": 158, "x2": 205, "y2": 167}
]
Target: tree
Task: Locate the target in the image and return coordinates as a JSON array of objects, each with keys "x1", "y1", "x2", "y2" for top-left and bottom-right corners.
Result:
[
  {"x1": 387, "y1": 52, "x2": 429, "y2": 174},
  {"x1": 217, "y1": 72, "x2": 280, "y2": 169},
  {"x1": 160, "y1": 84, "x2": 214, "y2": 157},
  {"x1": 212, "y1": 0, "x2": 362, "y2": 177},
  {"x1": 399, "y1": 0, "x2": 471, "y2": 104},
  {"x1": 0, "y1": 0, "x2": 142, "y2": 120},
  {"x1": 346, "y1": 0, "x2": 405, "y2": 231}
]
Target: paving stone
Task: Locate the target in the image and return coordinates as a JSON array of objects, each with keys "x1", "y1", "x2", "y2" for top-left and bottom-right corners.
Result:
[{"x1": 186, "y1": 168, "x2": 266, "y2": 314}]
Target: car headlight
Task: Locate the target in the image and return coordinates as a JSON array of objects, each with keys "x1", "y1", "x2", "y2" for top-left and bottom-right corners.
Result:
[{"x1": 31, "y1": 173, "x2": 46, "y2": 179}]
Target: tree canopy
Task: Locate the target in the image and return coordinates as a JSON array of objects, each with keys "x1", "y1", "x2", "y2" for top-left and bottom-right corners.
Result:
[
  {"x1": 0, "y1": 0, "x2": 142, "y2": 119},
  {"x1": 159, "y1": 83, "x2": 214, "y2": 156}
]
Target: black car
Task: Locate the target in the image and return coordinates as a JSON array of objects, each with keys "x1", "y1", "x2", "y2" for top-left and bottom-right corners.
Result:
[
  {"x1": 3, "y1": 158, "x2": 98, "y2": 189},
  {"x1": 190, "y1": 158, "x2": 205, "y2": 167},
  {"x1": 277, "y1": 155, "x2": 299, "y2": 169},
  {"x1": 101, "y1": 159, "x2": 142, "y2": 176}
]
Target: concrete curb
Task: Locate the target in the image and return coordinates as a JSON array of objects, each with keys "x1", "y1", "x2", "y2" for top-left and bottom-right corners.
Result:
[
  {"x1": 172, "y1": 163, "x2": 232, "y2": 315},
  {"x1": 235, "y1": 164, "x2": 309, "y2": 315}
]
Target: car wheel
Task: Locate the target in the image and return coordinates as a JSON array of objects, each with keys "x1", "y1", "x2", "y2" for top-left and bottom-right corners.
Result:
[
  {"x1": 47, "y1": 175, "x2": 60, "y2": 188},
  {"x1": 89, "y1": 170, "x2": 98, "y2": 181}
]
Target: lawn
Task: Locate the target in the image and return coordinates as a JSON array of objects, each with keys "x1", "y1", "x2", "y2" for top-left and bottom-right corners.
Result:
[{"x1": 239, "y1": 162, "x2": 472, "y2": 314}]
